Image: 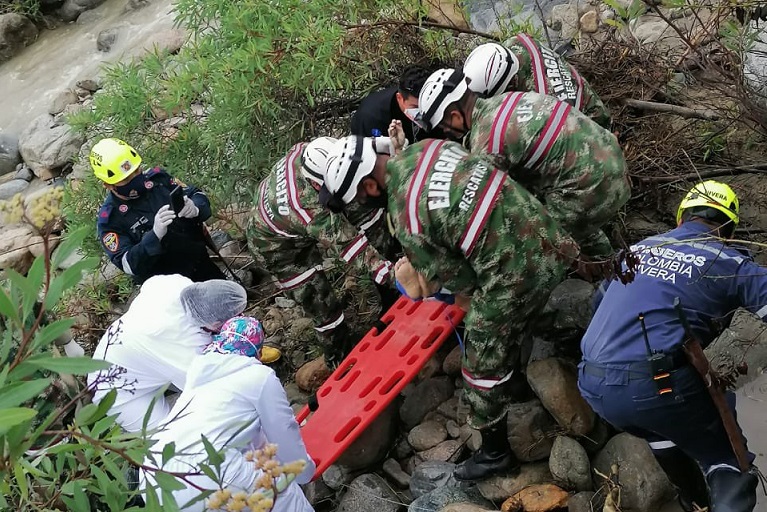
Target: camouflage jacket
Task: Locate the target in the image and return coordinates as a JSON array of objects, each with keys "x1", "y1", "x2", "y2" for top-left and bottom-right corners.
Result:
[
  {"x1": 503, "y1": 33, "x2": 611, "y2": 128},
  {"x1": 249, "y1": 143, "x2": 394, "y2": 285},
  {"x1": 385, "y1": 139, "x2": 579, "y2": 296},
  {"x1": 468, "y1": 91, "x2": 623, "y2": 195}
]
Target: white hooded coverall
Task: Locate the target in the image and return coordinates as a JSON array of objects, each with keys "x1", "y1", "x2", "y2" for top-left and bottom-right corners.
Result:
[
  {"x1": 140, "y1": 352, "x2": 316, "y2": 511},
  {"x1": 88, "y1": 274, "x2": 211, "y2": 432}
]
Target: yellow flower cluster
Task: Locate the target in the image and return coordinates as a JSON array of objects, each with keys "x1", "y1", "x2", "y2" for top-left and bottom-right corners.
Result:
[
  {"x1": 27, "y1": 187, "x2": 65, "y2": 229},
  {"x1": 0, "y1": 193, "x2": 24, "y2": 225},
  {"x1": 205, "y1": 443, "x2": 308, "y2": 512}
]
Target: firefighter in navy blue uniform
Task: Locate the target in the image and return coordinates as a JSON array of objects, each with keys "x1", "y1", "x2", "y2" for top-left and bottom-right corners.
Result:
[
  {"x1": 91, "y1": 138, "x2": 224, "y2": 284},
  {"x1": 579, "y1": 181, "x2": 761, "y2": 512}
]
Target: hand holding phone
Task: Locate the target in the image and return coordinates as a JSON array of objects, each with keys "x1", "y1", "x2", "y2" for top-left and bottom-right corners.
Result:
[{"x1": 169, "y1": 185, "x2": 185, "y2": 215}]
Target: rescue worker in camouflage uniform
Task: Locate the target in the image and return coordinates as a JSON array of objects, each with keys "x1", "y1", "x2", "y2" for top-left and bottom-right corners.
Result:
[
  {"x1": 463, "y1": 36, "x2": 611, "y2": 128},
  {"x1": 417, "y1": 68, "x2": 630, "y2": 257},
  {"x1": 246, "y1": 138, "x2": 397, "y2": 365},
  {"x1": 324, "y1": 135, "x2": 580, "y2": 481}
]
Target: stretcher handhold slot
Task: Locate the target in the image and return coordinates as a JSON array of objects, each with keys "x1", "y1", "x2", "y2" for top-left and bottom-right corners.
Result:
[
  {"x1": 428, "y1": 302, "x2": 449, "y2": 321},
  {"x1": 334, "y1": 416, "x2": 361, "y2": 443},
  {"x1": 340, "y1": 370, "x2": 361, "y2": 392},
  {"x1": 379, "y1": 370, "x2": 405, "y2": 395},
  {"x1": 421, "y1": 329, "x2": 442, "y2": 350},
  {"x1": 375, "y1": 330, "x2": 395, "y2": 351},
  {"x1": 334, "y1": 358, "x2": 357, "y2": 381},
  {"x1": 359, "y1": 376, "x2": 382, "y2": 398},
  {"x1": 398, "y1": 335, "x2": 419, "y2": 357}
]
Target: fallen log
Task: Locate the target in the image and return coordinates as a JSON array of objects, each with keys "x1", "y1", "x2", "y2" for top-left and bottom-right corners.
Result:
[
  {"x1": 637, "y1": 163, "x2": 767, "y2": 183},
  {"x1": 622, "y1": 98, "x2": 721, "y2": 121}
]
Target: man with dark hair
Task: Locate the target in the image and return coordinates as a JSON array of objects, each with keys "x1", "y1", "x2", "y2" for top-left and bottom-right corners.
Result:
[{"x1": 351, "y1": 65, "x2": 442, "y2": 142}]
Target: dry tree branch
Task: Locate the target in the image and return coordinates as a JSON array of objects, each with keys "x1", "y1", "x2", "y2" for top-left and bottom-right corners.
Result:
[
  {"x1": 622, "y1": 98, "x2": 721, "y2": 120},
  {"x1": 638, "y1": 163, "x2": 767, "y2": 182}
]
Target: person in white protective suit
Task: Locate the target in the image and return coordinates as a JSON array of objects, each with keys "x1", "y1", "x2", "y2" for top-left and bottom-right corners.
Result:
[
  {"x1": 141, "y1": 316, "x2": 316, "y2": 511},
  {"x1": 88, "y1": 274, "x2": 248, "y2": 432}
]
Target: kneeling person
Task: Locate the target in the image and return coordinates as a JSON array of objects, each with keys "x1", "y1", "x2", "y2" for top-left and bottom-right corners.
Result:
[
  {"x1": 247, "y1": 138, "x2": 397, "y2": 366},
  {"x1": 580, "y1": 181, "x2": 760, "y2": 511},
  {"x1": 418, "y1": 70, "x2": 630, "y2": 257},
  {"x1": 325, "y1": 136, "x2": 580, "y2": 481},
  {"x1": 91, "y1": 138, "x2": 224, "y2": 284},
  {"x1": 141, "y1": 316, "x2": 315, "y2": 511}
]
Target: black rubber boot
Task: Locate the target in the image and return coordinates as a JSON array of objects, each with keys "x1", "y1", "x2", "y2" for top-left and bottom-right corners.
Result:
[
  {"x1": 323, "y1": 322, "x2": 356, "y2": 369},
  {"x1": 454, "y1": 414, "x2": 520, "y2": 482},
  {"x1": 654, "y1": 446, "x2": 710, "y2": 511},
  {"x1": 707, "y1": 467, "x2": 758, "y2": 512}
]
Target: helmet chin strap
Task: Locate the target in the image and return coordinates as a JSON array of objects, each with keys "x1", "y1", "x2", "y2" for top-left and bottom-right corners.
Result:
[{"x1": 372, "y1": 136, "x2": 396, "y2": 157}]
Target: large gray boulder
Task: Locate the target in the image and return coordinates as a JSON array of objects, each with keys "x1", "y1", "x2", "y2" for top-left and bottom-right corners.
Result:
[
  {"x1": 337, "y1": 473, "x2": 404, "y2": 512},
  {"x1": 542, "y1": 278, "x2": 596, "y2": 333},
  {"x1": 744, "y1": 21, "x2": 767, "y2": 104},
  {"x1": 410, "y1": 461, "x2": 456, "y2": 499},
  {"x1": 527, "y1": 358, "x2": 595, "y2": 436},
  {"x1": 0, "y1": 13, "x2": 38, "y2": 63},
  {"x1": 0, "y1": 178, "x2": 29, "y2": 200},
  {"x1": 409, "y1": 421, "x2": 448, "y2": 451},
  {"x1": 593, "y1": 433, "x2": 675, "y2": 512},
  {"x1": 400, "y1": 376, "x2": 455, "y2": 429},
  {"x1": 0, "y1": 134, "x2": 21, "y2": 176},
  {"x1": 0, "y1": 225, "x2": 36, "y2": 274},
  {"x1": 548, "y1": 436, "x2": 592, "y2": 491},
  {"x1": 336, "y1": 400, "x2": 399, "y2": 470},
  {"x1": 57, "y1": 0, "x2": 108, "y2": 23},
  {"x1": 408, "y1": 486, "x2": 493, "y2": 512},
  {"x1": 18, "y1": 114, "x2": 85, "y2": 178},
  {"x1": 477, "y1": 462, "x2": 554, "y2": 501},
  {"x1": 706, "y1": 308, "x2": 767, "y2": 388},
  {"x1": 507, "y1": 399, "x2": 559, "y2": 462}
]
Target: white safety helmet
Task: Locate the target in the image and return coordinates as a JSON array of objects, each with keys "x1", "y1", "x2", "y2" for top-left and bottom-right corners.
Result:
[
  {"x1": 463, "y1": 43, "x2": 520, "y2": 98},
  {"x1": 417, "y1": 68, "x2": 469, "y2": 132},
  {"x1": 302, "y1": 136, "x2": 338, "y2": 185},
  {"x1": 325, "y1": 135, "x2": 391, "y2": 205}
]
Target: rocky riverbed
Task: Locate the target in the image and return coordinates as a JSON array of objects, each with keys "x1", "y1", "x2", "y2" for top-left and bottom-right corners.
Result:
[{"x1": 3, "y1": 0, "x2": 767, "y2": 510}]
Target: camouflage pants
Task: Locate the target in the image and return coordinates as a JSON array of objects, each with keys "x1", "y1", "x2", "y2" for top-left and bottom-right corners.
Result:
[
  {"x1": 247, "y1": 229, "x2": 345, "y2": 344},
  {"x1": 461, "y1": 204, "x2": 575, "y2": 430}
]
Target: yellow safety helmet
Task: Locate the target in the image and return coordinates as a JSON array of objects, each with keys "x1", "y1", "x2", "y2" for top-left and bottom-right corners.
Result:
[
  {"x1": 676, "y1": 180, "x2": 739, "y2": 226},
  {"x1": 90, "y1": 138, "x2": 142, "y2": 185}
]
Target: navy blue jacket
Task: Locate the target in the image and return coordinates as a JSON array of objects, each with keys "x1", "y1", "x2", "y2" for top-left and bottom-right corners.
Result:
[
  {"x1": 350, "y1": 85, "x2": 445, "y2": 142},
  {"x1": 96, "y1": 168, "x2": 212, "y2": 284},
  {"x1": 582, "y1": 221, "x2": 767, "y2": 366}
]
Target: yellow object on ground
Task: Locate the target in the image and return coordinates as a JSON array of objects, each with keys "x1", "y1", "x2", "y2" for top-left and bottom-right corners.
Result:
[{"x1": 260, "y1": 346, "x2": 282, "y2": 364}]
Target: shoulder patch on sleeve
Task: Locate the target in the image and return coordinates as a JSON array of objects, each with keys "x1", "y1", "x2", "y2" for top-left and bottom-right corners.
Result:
[
  {"x1": 97, "y1": 204, "x2": 113, "y2": 225},
  {"x1": 102, "y1": 232, "x2": 120, "y2": 253}
]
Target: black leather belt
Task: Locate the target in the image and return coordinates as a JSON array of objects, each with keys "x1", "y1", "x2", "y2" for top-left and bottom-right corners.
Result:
[{"x1": 582, "y1": 350, "x2": 688, "y2": 380}]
